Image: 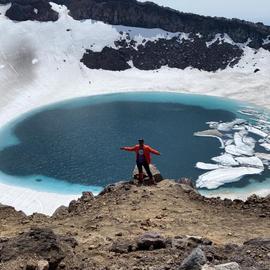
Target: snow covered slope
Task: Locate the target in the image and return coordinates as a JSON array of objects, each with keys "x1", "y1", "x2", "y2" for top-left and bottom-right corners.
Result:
[{"x1": 0, "y1": 3, "x2": 270, "y2": 129}]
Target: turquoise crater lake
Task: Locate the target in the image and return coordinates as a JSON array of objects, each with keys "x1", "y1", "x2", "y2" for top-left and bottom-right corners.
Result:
[{"x1": 0, "y1": 92, "x2": 269, "y2": 196}]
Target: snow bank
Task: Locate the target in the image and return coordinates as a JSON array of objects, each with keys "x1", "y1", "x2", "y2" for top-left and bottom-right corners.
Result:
[{"x1": 0, "y1": 181, "x2": 81, "y2": 215}]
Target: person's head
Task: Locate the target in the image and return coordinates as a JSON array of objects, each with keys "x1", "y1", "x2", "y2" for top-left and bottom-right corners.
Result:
[{"x1": 138, "y1": 139, "x2": 144, "y2": 147}]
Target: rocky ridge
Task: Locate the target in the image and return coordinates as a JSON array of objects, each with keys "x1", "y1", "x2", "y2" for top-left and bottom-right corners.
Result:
[
  {"x1": 0, "y1": 179, "x2": 269, "y2": 269},
  {"x1": 1, "y1": 0, "x2": 270, "y2": 72}
]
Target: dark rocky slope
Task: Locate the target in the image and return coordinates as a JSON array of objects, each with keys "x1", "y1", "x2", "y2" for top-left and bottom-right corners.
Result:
[
  {"x1": 0, "y1": 180, "x2": 269, "y2": 269},
  {"x1": 2, "y1": 0, "x2": 270, "y2": 45},
  {"x1": 1, "y1": 0, "x2": 58, "y2": 21},
  {"x1": 81, "y1": 33, "x2": 243, "y2": 71}
]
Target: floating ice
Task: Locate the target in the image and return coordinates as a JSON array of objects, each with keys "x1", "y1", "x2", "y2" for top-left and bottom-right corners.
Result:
[
  {"x1": 235, "y1": 130, "x2": 255, "y2": 148},
  {"x1": 260, "y1": 143, "x2": 270, "y2": 151},
  {"x1": 196, "y1": 162, "x2": 225, "y2": 170},
  {"x1": 245, "y1": 125, "x2": 268, "y2": 138},
  {"x1": 194, "y1": 129, "x2": 224, "y2": 148},
  {"x1": 225, "y1": 139, "x2": 234, "y2": 146},
  {"x1": 224, "y1": 130, "x2": 255, "y2": 156},
  {"x1": 196, "y1": 167, "x2": 264, "y2": 189},
  {"x1": 255, "y1": 152, "x2": 270, "y2": 161},
  {"x1": 235, "y1": 156, "x2": 264, "y2": 168},
  {"x1": 217, "y1": 119, "x2": 246, "y2": 132},
  {"x1": 225, "y1": 144, "x2": 254, "y2": 156},
  {"x1": 211, "y1": 153, "x2": 239, "y2": 166},
  {"x1": 196, "y1": 110, "x2": 270, "y2": 191}
]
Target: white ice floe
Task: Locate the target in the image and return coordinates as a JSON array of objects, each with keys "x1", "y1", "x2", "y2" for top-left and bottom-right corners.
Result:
[
  {"x1": 196, "y1": 167, "x2": 264, "y2": 189},
  {"x1": 225, "y1": 144, "x2": 254, "y2": 156},
  {"x1": 194, "y1": 130, "x2": 224, "y2": 148},
  {"x1": 206, "y1": 122, "x2": 219, "y2": 129},
  {"x1": 224, "y1": 139, "x2": 234, "y2": 146},
  {"x1": 200, "y1": 177, "x2": 270, "y2": 201},
  {"x1": 260, "y1": 142, "x2": 270, "y2": 151},
  {"x1": 217, "y1": 119, "x2": 246, "y2": 132},
  {"x1": 235, "y1": 130, "x2": 255, "y2": 148},
  {"x1": 211, "y1": 153, "x2": 239, "y2": 166},
  {"x1": 256, "y1": 152, "x2": 270, "y2": 161},
  {"x1": 224, "y1": 130, "x2": 255, "y2": 156},
  {"x1": 245, "y1": 125, "x2": 268, "y2": 138},
  {"x1": 195, "y1": 162, "x2": 225, "y2": 170},
  {"x1": 235, "y1": 156, "x2": 264, "y2": 168}
]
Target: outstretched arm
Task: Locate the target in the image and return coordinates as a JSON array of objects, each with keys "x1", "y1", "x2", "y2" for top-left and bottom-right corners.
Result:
[
  {"x1": 148, "y1": 146, "x2": 161, "y2": 155},
  {"x1": 120, "y1": 146, "x2": 137, "y2": 152}
]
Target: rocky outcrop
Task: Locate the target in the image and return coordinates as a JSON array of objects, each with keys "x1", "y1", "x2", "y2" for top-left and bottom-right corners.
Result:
[
  {"x1": 2, "y1": 0, "x2": 270, "y2": 46},
  {"x1": 55, "y1": 0, "x2": 270, "y2": 45},
  {"x1": 81, "y1": 34, "x2": 243, "y2": 71},
  {"x1": 180, "y1": 247, "x2": 207, "y2": 270},
  {"x1": 3, "y1": 0, "x2": 58, "y2": 22},
  {"x1": 2, "y1": 0, "x2": 269, "y2": 72},
  {"x1": 132, "y1": 164, "x2": 163, "y2": 184},
  {"x1": 0, "y1": 227, "x2": 77, "y2": 269}
]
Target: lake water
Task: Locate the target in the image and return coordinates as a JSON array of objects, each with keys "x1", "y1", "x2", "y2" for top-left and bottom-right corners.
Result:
[{"x1": 0, "y1": 92, "x2": 269, "y2": 196}]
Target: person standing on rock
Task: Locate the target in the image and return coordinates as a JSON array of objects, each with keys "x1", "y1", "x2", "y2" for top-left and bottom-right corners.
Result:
[{"x1": 120, "y1": 139, "x2": 160, "y2": 184}]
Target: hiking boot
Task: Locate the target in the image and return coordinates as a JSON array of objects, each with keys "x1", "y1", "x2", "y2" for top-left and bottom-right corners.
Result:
[{"x1": 148, "y1": 178, "x2": 157, "y2": 186}]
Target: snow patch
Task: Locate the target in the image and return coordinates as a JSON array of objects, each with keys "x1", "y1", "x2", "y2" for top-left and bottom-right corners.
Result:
[
  {"x1": 32, "y1": 58, "x2": 39, "y2": 65},
  {"x1": 263, "y1": 36, "x2": 270, "y2": 45}
]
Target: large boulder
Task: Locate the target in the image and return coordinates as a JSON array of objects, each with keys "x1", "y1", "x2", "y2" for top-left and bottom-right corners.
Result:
[
  {"x1": 136, "y1": 232, "x2": 167, "y2": 250},
  {"x1": 180, "y1": 247, "x2": 207, "y2": 270},
  {"x1": 133, "y1": 164, "x2": 163, "y2": 184},
  {"x1": 0, "y1": 227, "x2": 77, "y2": 269},
  {"x1": 5, "y1": 0, "x2": 58, "y2": 22}
]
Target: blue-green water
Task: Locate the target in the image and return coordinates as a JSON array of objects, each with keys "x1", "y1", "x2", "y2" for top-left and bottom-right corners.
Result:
[{"x1": 0, "y1": 92, "x2": 268, "y2": 195}]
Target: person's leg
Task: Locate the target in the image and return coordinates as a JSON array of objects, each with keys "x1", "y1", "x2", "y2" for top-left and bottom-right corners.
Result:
[
  {"x1": 136, "y1": 162, "x2": 144, "y2": 182},
  {"x1": 143, "y1": 162, "x2": 153, "y2": 179}
]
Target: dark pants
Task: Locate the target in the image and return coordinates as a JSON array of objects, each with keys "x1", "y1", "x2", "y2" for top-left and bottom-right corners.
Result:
[{"x1": 136, "y1": 161, "x2": 153, "y2": 179}]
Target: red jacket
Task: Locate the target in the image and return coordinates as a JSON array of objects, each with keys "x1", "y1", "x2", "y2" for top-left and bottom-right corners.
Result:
[{"x1": 122, "y1": 144, "x2": 160, "y2": 164}]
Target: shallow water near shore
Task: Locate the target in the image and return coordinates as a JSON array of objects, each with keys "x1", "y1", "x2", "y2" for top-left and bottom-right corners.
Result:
[{"x1": 0, "y1": 92, "x2": 269, "y2": 197}]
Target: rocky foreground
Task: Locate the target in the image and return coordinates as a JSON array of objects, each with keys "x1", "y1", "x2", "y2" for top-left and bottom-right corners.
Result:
[{"x1": 0, "y1": 179, "x2": 269, "y2": 270}]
